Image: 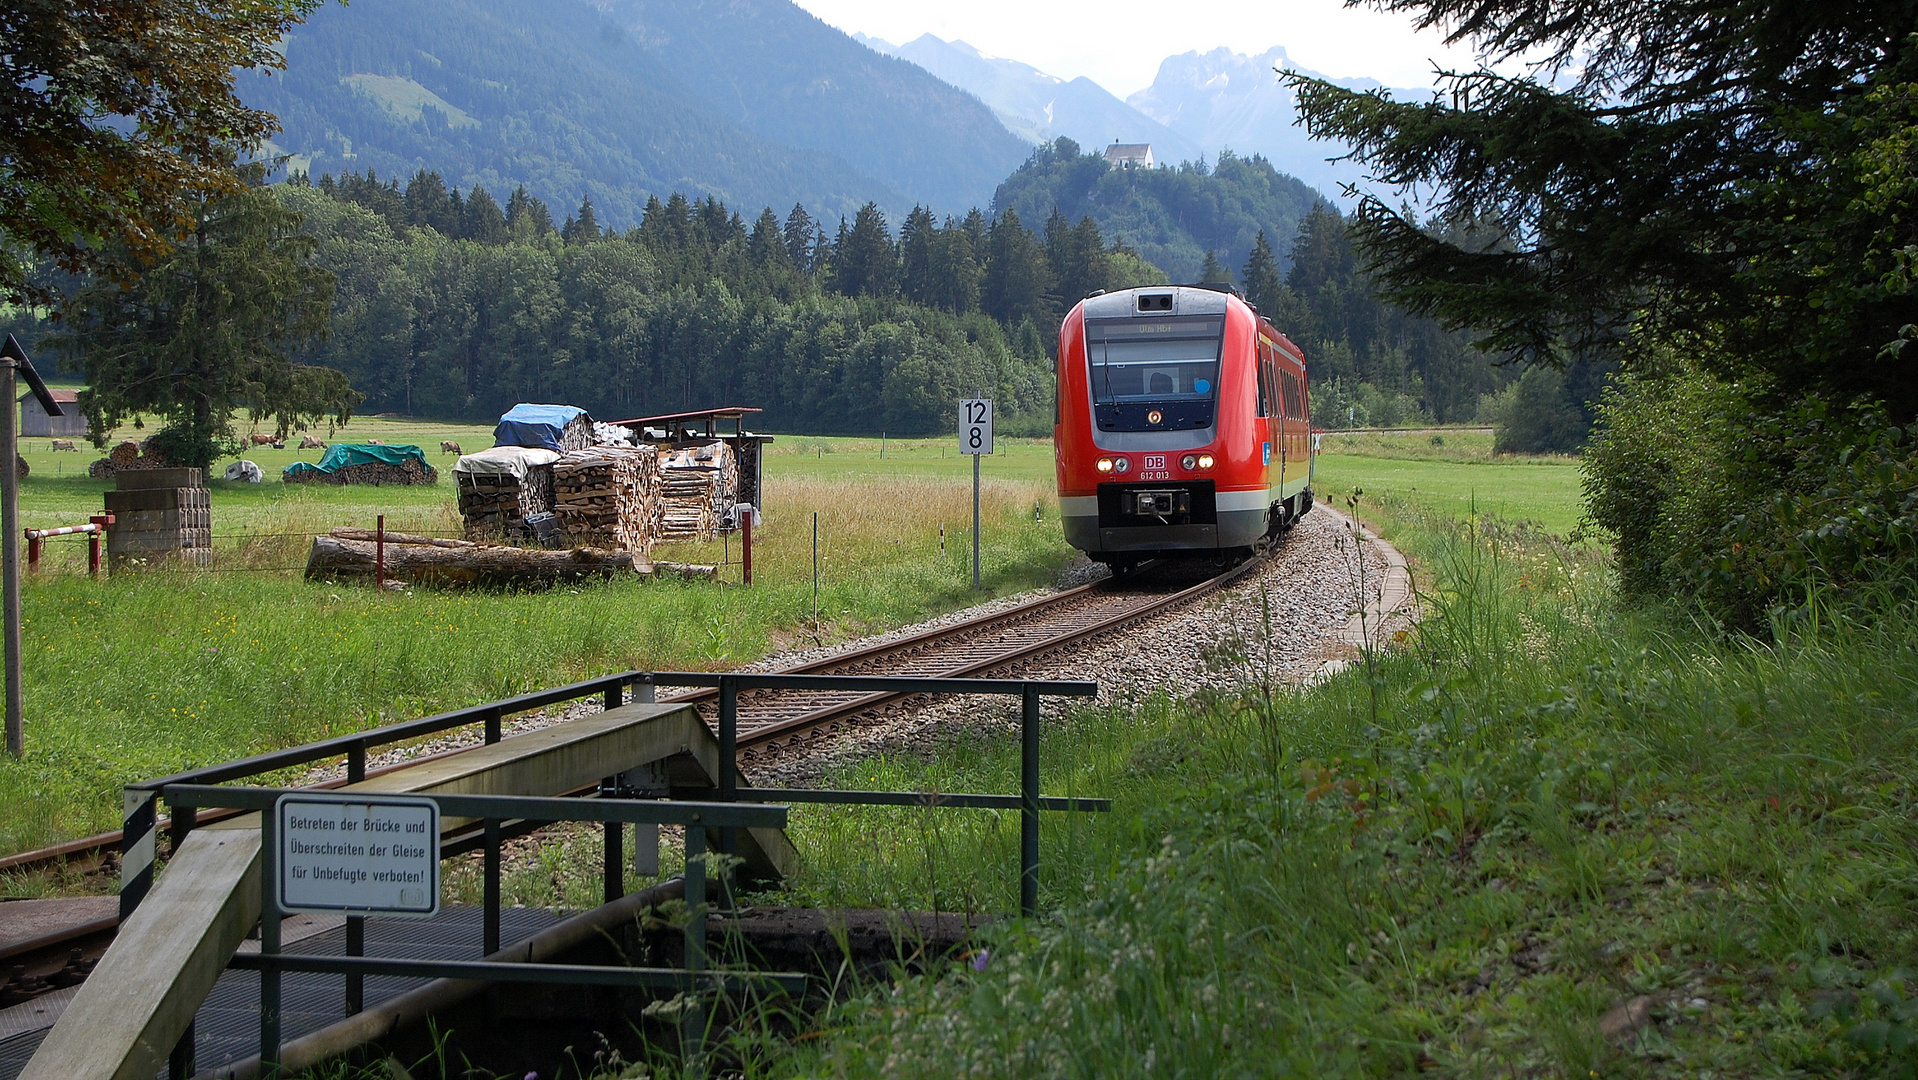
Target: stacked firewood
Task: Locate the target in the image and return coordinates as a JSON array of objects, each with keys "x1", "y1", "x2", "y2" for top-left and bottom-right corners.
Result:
[
  {"x1": 89, "y1": 438, "x2": 175, "y2": 480},
  {"x1": 551, "y1": 447, "x2": 660, "y2": 554},
  {"x1": 457, "y1": 466, "x2": 554, "y2": 538},
  {"x1": 286, "y1": 458, "x2": 438, "y2": 486},
  {"x1": 555, "y1": 413, "x2": 594, "y2": 451},
  {"x1": 655, "y1": 441, "x2": 736, "y2": 542}
]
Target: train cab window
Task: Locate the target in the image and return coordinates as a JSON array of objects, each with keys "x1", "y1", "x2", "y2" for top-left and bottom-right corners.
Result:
[{"x1": 1084, "y1": 314, "x2": 1223, "y2": 431}]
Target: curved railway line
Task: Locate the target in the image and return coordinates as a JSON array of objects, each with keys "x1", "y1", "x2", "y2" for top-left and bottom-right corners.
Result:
[{"x1": 0, "y1": 543, "x2": 1282, "y2": 901}]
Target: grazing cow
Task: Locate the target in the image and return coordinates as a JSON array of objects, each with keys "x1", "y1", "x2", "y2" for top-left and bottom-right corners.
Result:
[
  {"x1": 299, "y1": 435, "x2": 326, "y2": 450},
  {"x1": 48, "y1": 439, "x2": 75, "y2": 452},
  {"x1": 441, "y1": 441, "x2": 462, "y2": 455},
  {"x1": 249, "y1": 433, "x2": 275, "y2": 446}
]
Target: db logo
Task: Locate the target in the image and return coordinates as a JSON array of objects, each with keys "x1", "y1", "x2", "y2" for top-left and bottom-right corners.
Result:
[{"x1": 1143, "y1": 455, "x2": 1166, "y2": 470}]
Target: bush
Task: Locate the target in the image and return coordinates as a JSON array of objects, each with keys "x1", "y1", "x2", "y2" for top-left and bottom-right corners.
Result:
[
  {"x1": 1583, "y1": 364, "x2": 1918, "y2": 626},
  {"x1": 1489, "y1": 366, "x2": 1591, "y2": 454}
]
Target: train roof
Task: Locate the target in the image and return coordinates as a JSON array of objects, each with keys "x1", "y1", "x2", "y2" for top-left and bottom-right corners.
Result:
[{"x1": 1078, "y1": 285, "x2": 1233, "y2": 320}]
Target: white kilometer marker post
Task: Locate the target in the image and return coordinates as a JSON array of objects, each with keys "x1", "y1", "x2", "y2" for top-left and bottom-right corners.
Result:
[{"x1": 959, "y1": 398, "x2": 993, "y2": 590}]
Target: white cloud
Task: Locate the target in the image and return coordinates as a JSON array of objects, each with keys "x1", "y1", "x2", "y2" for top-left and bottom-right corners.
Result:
[{"x1": 795, "y1": 0, "x2": 1487, "y2": 96}]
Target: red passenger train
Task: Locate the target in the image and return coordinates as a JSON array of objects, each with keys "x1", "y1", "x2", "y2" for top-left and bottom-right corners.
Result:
[{"x1": 1054, "y1": 284, "x2": 1314, "y2": 568}]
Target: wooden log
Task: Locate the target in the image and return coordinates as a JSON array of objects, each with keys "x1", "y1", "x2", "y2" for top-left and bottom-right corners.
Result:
[
  {"x1": 304, "y1": 536, "x2": 641, "y2": 588},
  {"x1": 328, "y1": 527, "x2": 476, "y2": 548}
]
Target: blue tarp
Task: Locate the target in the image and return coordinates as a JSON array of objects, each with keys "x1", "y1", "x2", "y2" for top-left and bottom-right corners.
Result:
[
  {"x1": 284, "y1": 443, "x2": 429, "y2": 478},
  {"x1": 494, "y1": 404, "x2": 588, "y2": 451}
]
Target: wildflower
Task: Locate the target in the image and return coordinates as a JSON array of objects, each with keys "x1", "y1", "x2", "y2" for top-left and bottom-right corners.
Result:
[{"x1": 970, "y1": 948, "x2": 990, "y2": 972}]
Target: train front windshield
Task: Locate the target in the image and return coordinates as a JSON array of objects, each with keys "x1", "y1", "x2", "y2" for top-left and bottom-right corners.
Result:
[{"x1": 1086, "y1": 315, "x2": 1223, "y2": 431}]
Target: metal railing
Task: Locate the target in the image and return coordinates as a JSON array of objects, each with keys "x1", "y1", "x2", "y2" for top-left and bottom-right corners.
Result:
[
  {"x1": 164, "y1": 784, "x2": 802, "y2": 1076},
  {"x1": 121, "y1": 669, "x2": 1105, "y2": 1077}
]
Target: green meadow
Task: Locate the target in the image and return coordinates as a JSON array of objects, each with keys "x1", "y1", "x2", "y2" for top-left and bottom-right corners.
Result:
[{"x1": 0, "y1": 423, "x2": 1587, "y2": 882}]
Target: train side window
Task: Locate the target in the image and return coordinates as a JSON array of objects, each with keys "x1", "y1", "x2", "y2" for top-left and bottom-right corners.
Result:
[{"x1": 1282, "y1": 371, "x2": 1301, "y2": 420}]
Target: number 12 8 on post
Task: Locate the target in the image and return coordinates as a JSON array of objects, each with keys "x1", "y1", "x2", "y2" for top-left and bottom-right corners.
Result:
[{"x1": 960, "y1": 398, "x2": 993, "y2": 455}]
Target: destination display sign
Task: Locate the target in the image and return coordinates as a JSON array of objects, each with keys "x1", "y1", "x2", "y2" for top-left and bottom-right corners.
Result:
[{"x1": 275, "y1": 793, "x2": 440, "y2": 917}]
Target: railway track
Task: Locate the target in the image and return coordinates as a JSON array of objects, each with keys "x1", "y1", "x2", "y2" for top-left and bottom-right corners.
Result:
[
  {"x1": 668, "y1": 552, "x2": 1269, "y2": 756},
  {"x1": 0, "y1": 547, "x2": 1271, "y2": 883}
]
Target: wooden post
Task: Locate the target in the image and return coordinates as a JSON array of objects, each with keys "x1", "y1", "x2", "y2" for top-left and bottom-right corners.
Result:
[
  {"x1": 374, "y1": 514, "x2": 384, "y2": 589},
  {"x1": 3, "y1": 351, "x2": 19, "y2": 757},
  {"x1": 740, "y1": 509, "x2": 752, "y2": 585}
]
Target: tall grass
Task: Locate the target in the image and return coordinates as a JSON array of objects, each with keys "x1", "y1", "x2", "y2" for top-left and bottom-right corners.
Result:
[
  {"x1": 782, "y1": 508, "x2": 1918, "y2": 1078},
  {"x1": 0, "y1": 475, "x2": 1070, "y2": 859}
]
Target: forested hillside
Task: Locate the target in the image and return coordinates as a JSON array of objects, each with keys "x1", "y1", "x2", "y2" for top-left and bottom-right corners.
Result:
[
  {"x1": 992, "y1": 139, "x2": 1320, "y2": 285},
  {"x1": 1248, "y1": 204, "x2": 1513, "y2": 426},
  {"x1": 276, "y1": 171, "x2": 1175, "y2": 434},
  {"x1": 603, "y1": 0, "x2": 1028, "y2": 214}
]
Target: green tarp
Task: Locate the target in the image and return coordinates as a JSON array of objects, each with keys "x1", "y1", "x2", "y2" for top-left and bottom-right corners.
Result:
[{"x1": 284, "y1": 443, "x2": 429, "y2": 478}]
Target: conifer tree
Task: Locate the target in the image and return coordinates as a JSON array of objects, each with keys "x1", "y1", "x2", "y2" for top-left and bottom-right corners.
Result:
[
  {"x1": 982, "y1": 208, "x2": 1054, "y2": 326},
  {"x1": 463, "y1": 187, "x2": 508, "y2": 245},
  {"x1": 562, "y1": 196, "x2": 601, "y2": 244},
  {"x1": 832, "y1": 203, "x2": 898, "y2": 298},
  {"x1": 898, "y1": 206, "x2": 936, "y2": 305},
  {"x1": 59, "y1": 177, "x2": 358, "y2": 468},
  {"x1": 783, "y1": 204, "x2": 818, "y2": 272},
  {"x1": 1240, "y1": 230, "x2": 1285, "y2": 314},
  {"x1": 1200, "y1": 249, "x2": 1232, "y2": 284}
]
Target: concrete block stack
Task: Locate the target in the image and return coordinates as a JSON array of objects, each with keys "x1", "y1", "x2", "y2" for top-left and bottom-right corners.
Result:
[{"x1": 104, "y1": 467, "x2": 210, "y2": 570}]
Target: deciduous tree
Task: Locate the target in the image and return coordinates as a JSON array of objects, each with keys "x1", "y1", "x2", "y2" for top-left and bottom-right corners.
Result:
[{"x1": 0, "y1": 0, "x2": 322, "y2": 305}]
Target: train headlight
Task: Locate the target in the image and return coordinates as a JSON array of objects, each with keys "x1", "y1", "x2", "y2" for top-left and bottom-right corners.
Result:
[
  {"x1": 1114, "y1": 457, "x2": 1131, "y2": 473},
  {"x1": 1198, "y1": 454, "x2": 1215, "y2": 469},
  {"x1": 1180, "y1": 454, "x2": 1198, "y2": 470},
  {"x1": 1096, "y1": 457, "x2": 1114, "y2": 473}
]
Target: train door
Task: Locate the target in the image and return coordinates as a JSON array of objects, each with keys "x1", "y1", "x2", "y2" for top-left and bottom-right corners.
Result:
[{"x1": 1257, "y1": 337, "x2": 1280, "y2": 498}]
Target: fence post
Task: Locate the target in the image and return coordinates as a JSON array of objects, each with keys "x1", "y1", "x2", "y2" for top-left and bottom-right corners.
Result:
[
  {"x1": 604, "y1": 680, "x2": 626, "y2": 903},
  {"x1": 636, "y1": 673, "x2": 655, "y2": 704},
  {"x1": 346, "y1": 741, "x2": 365, "y2": 1015},
  {"x1": 484, "y1": 817, "x2": 502, "y2": 957},
  {"x1": 259, "y1": 804, "x2": 282, "y2": 1077},
  {"x1": 717, "y1": 675, "x2": 737, "y2": 903},
  {"x1": 740, "y1": 511, "x2": 752, "y2": 585},
  {"x1": 25, "y1": 533, "x2": 38, "y2": 570},
  {"x1": 1021, "y1": 684, "x2": 1040, "y2": 917},
  {"x1": 682, "y1": 820, "x2": 708, "y2": 1073},
  {"x1": 119, "y1": 788, "x2": 156, "y2": 920},
  {"x1": 374, "y1": 514, "x2": 384, "y2": 590}
]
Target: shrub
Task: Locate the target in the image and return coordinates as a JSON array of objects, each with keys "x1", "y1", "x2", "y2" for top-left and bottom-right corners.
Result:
[{"x1": 1583, "y1": 363, "x2": 1918, "y2": 626}]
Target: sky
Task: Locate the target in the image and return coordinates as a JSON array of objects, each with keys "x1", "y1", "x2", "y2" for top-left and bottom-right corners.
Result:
[{"x1": 790, "y1": 0, "x2": 1487, "y2": 97}]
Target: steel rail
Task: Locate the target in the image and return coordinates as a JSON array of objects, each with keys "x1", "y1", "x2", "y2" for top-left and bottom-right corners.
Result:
[{"x1": 722, "y1": 552, "x2": 1271, "y2": 750}]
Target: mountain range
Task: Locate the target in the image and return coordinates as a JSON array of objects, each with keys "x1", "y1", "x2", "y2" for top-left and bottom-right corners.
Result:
[
  {"x1": 241, "y1": 0, "x2": 1429, "y2": 242},
  {"x1": 862, "y1": 34, "x2": 1432, "y2": 203},
  {"x1": 240, "y1": 0, "x2": 1027, "y2": 225},
  {"x1": 1127, "y1": 46, "x2": 1433, "y2": 201},
  {"x1": 858, "y1": 34, "x2": 1205, "y2": 168}
]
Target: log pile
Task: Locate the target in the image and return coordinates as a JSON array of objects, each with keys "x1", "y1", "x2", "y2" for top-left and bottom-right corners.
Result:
[
  {"x1": 284, "y1": 457, "x2": 438, "y2": 486},
  {"x1": 655, "y1": 441, "x2": 736, "y2": 543},
  {"x1": 555, "y1": 413, "x2": 594, "y2": 451},
  {"x1": 89, "y1": 438, "x2": 175, "y2": 480},
  {"x1": 456, "y1": 466, "x2": 554, "y2": 538},
  {"x1": 551, "y1": 447, "x2": 659, "y2": 553},
  {"x1": 305, "y1": 527, "x2": 644, "y2": 589}
]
